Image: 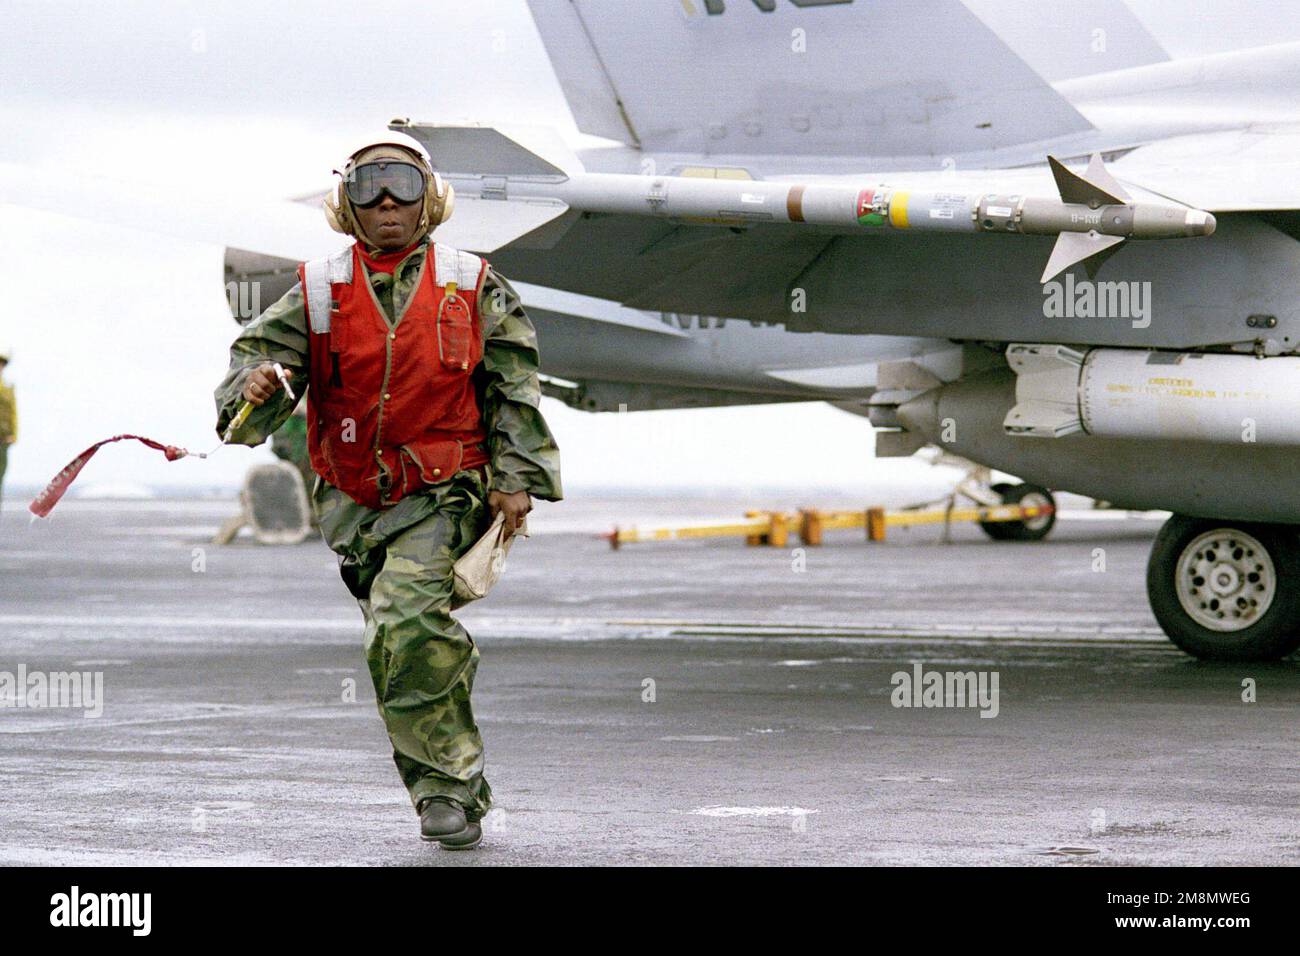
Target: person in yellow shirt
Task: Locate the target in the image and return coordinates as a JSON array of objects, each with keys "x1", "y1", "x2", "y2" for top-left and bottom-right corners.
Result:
[{"x1": 0, "y1": 348, "x2": 16, "y2": 511}]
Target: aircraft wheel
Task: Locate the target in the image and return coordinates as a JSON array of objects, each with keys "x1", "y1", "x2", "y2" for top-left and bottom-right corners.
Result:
[
  {"x1": 979, "y1": 482, "x2": 1057, "y2": 542},
  {"x1": 1146, "y1": 515, "x2": 1300, "y2": 661}
]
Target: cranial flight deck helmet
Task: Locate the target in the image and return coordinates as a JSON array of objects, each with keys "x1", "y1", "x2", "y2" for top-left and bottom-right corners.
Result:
[{"x1": 323, "y1": 140, "x2": 454, "y2": 247}]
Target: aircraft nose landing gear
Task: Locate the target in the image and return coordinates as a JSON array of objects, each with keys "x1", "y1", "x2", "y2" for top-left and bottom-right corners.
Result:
[
  {"x1": 978, "y1": 482, "x2": 1057, "y2": 542},
  {"x1": 1147, "y1": 515, "x2": 1300, "y2": 661}
]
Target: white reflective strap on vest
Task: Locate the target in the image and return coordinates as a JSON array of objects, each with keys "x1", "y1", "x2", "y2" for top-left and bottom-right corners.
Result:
[
  {"x1": 305, "y1": 243, "x2": 479, "y2": 334},
  {"x1": 303, "y1": 247, "x2": 354, "y2": 334},
  {"x1": 433, "y1": 242, "x2": 483, "y2": 292}
]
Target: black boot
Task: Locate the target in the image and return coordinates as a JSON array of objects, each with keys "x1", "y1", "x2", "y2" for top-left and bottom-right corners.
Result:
[{"x1": 418, "y1": 797, "x2": 482, "y2": 850}]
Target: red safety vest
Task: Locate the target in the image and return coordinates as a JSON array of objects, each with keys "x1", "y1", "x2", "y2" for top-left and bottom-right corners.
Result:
[{"x1": 300, "y1": 243, "x2": 490, "y2": 510}]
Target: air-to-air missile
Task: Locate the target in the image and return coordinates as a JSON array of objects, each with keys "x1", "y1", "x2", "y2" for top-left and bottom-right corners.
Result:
[
  {"x1": 520, "y1": 154, "x2": 1212, "y2": 283},
  {"x1": 403, "y1": 121, "x2": 1215, "y2": 285}
]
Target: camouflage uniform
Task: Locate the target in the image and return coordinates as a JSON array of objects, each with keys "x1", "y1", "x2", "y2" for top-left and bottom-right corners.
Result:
[
  {"x1": 0, "y1": 376, "x2": 16, "y2": 511},
  {"x1": 214, "y1": 236, "x2": 562, "y2": 818},
  {"x1": 270, "y1": 405, "x2": 315, "y2": 520}
]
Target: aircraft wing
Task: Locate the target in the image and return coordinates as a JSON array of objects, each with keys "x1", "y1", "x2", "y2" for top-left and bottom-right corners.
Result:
[
  {"x1": 0, "y1": 163, "x2": 341, "y2": 264},
  {"x1": 1107, "y1": 127, "x2": 1300, "y2": 212},
  {"x1": 400, "y1": 121, "x2": 1217, "y2": 306},
  {"x1": 0, "y1": 161, "x2": 574, "y2": 266}
]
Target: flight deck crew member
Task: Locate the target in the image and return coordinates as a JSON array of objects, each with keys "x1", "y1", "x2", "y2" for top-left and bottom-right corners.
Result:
[
  {"x1": 213, "y1": 140, "x2": 562, "y2": 850},
  {"x1": 0, "y1": 348, "x2": 16, "y2": 512}
]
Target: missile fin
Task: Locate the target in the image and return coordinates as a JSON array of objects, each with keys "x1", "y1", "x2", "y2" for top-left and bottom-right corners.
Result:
[
  {"x1": 1040, "y1": 230, "x2": 1125, "y2": 283},
  {"x1": 1048, "y1": 153, "x2": 1130, "y2": 206},
  {"x1": 1082, "y1": 152, "x2": 1131, "y2": 201},
  {"x1": 1081, "y1": 238, "x2": 1125, "y2": 279},
  {"x1": 1003, "y1": 343, "x2": 1087, "y2": 439}
]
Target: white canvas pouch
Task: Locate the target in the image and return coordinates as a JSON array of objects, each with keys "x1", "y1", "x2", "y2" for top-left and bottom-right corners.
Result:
[{"x1": 452, "y1": 511, "x2": 528, "y2": 606}]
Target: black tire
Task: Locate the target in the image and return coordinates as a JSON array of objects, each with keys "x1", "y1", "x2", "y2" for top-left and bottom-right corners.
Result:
[
  {"x1": 1146, "y1": 514, "x2": 1300, "y2": 662},
  {"x1": 979, "y1": 482, "x2": 1057, "y2": 542}
]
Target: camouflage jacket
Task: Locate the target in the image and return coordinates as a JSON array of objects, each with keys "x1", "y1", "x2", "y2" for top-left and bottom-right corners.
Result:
[{"x1": 214, "y1": 238, "x2": 563, "y2": 517}]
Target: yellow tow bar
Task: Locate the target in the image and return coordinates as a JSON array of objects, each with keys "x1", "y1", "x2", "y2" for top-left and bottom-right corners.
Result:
[{"x1": 605, "y1": 504, "x2": 1054, "y2": 549}]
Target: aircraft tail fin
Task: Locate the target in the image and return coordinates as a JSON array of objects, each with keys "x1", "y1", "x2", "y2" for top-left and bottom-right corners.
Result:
[
  {"x1": 962, "y1": 0, "x2": 1169, "y2": 82},
  {"x1": 525, "y1": 0, "x2": 1093, "y2": 158}
]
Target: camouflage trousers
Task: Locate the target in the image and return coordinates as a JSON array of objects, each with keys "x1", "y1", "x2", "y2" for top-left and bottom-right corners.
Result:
[{"x1": 313, "y1": 467, "x2": 493, "y2": 818}]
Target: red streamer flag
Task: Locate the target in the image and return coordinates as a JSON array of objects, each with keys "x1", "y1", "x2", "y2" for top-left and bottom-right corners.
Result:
[{"x1": 29, "y1": 434, "x2": 191, "y2": 518}]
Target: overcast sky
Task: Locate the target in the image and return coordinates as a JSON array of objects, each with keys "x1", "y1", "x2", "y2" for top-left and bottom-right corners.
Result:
[{"x1": 1, "y1": 0, "x2": 1296, "y2": 497}]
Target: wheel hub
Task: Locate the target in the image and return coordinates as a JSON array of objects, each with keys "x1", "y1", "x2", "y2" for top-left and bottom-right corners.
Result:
[
  {"x1": 1208, "y1": 564, "x2": 1240, "y2": 596},
  {"x1": 1019, "y1": 492, "x2": 1052, "y2": 531},
  {"x1": 1175, "y1": 529, "x2": 1275, "y2": 632}
]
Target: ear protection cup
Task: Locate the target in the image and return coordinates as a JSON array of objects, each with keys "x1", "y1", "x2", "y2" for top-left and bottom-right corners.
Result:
[
  {"x1": 323, "y1": 183, "x2": 352, "y2": 235},
  {"x1": 425, "y1": 171, "x2": 455, "y2": 227}
]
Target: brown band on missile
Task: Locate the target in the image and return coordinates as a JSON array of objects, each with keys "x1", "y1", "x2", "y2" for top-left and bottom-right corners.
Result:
[{"x1": 786, "y1": 185, "x2": 806, "y2": 223}]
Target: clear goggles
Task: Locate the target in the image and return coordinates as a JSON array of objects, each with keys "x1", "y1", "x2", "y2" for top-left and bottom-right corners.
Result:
[{"x1": 343, "y1": 160, "x2": 426, "y2": 207}]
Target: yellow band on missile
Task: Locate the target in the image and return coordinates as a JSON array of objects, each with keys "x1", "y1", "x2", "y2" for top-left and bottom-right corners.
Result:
[{"x1": 889, "y1": 191, "x2": 910, "y2": 228}]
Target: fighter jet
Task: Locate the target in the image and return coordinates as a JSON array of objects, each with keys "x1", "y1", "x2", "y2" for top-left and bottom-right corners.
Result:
[
  {"x1": 325, "y1": 0, "x2": 1296, "y2": 663},
  {"x1": 10, "y1": 1, "x2": 1297, "y2": 662}
]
